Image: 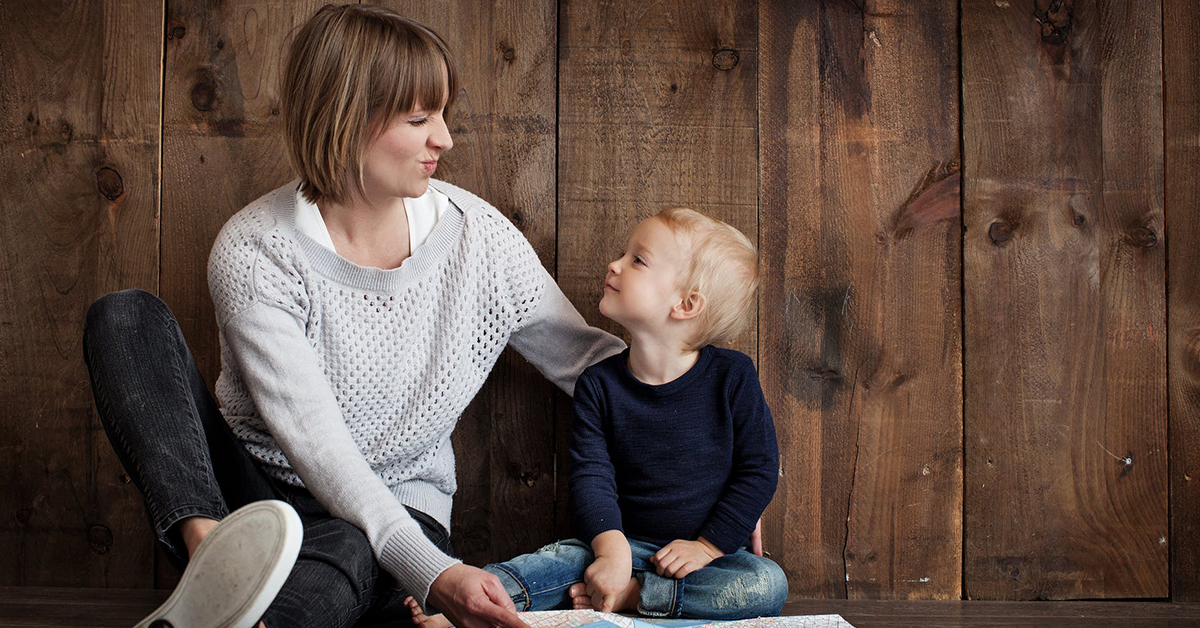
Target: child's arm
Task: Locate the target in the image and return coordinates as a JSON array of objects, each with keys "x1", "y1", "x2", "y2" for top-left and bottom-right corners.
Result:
[
  {"x1": 696, "y1": 358, "x2": 780, "y2": 556},
  {"x1": 584, "y1": 530, "x2": 634, "y2": 611},
  {"x1": 569, "y1": 372, "x2": 633, "y2": 610}
]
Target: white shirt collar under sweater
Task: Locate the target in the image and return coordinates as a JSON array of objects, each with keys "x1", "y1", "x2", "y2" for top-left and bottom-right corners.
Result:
[{"x1": 294, "y1": 183, "x2": 449, "y2": 254}]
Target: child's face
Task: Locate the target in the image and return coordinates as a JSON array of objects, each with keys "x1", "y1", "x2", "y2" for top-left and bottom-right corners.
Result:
[{"x1": 600, "y1": 217, "x2": 691, "y2": 331}]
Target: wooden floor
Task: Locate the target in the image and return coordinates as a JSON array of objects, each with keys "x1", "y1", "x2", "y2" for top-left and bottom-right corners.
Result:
[{"x1": 1, "y1": 588, "x2": 1198, "y2": 627}]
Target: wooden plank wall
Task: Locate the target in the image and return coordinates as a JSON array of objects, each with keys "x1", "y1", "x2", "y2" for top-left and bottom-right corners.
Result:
[
  {"x1": 0, "y1": 0, "x2": 162, "y2": 586},
  {"x1": 962, "y1": 0, "x2": 1168, "y2": 599},
  {"x1": 1, "y1": 0, "x2": 1197, "y2": 602},
  {"x1": 759, "y1": 1, "x2": 962, "y2": 599}
]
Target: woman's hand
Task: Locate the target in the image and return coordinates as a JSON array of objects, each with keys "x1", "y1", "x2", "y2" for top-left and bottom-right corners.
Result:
[
  {"x1": 750, "y1": 518, "x2": 763, "y2": 556},
  {"x1": 582, "y1": 553, "x2": 634, "y2": 612},
  {"x1": 650, "y1": 537, "x2": 723, "y2": 579},
  {"x1": 427, "y1": 564, "x2": 529, "y2": 628}
]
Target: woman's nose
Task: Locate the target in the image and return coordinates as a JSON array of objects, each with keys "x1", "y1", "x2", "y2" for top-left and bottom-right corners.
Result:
[{"x1": 431, "y1": 117, "x2": 453, "y2": 151}]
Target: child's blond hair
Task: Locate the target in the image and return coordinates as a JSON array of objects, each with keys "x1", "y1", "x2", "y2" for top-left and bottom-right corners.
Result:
[
  {"x1": 655, "y1": 207, "x2": 759, "y2": 350},
  {"x1": 281, "y1": 4, "x2": 458, "y2": 206}
]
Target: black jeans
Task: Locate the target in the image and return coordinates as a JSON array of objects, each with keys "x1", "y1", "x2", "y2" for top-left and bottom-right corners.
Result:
[{"x1": 83, "y1": 289, "x2": 452, "y2": 627}]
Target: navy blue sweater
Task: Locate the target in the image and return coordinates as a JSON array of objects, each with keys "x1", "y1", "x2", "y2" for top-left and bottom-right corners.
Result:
[{"x1": 568, "y1": 345, "x2": 779, "y2": 554}]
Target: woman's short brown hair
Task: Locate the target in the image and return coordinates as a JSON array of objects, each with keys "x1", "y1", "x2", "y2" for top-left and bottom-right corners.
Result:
[{"x1": 281, "y1": 4, "x2": 458, "y2": 206}]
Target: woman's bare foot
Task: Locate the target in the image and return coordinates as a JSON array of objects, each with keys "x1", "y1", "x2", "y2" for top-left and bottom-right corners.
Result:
[
  {"x1": 405, "y1": 595, "x2": 453, "y2": 628},
  {"x1": 567, "y1": 577, "x2": 640, "y2": 612}
]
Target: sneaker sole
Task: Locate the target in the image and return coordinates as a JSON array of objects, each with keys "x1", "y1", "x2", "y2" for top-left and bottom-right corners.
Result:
[{"x1": 135, "y1": 500, "x2": 303, "y2": 628}]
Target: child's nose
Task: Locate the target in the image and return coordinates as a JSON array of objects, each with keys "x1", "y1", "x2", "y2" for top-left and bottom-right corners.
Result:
[{"x1": 607, "y1": 260, "x2": 620, "y2": 274}]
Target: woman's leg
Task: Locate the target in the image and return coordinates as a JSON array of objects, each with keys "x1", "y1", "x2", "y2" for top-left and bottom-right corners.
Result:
[
  {"x1": 83, "y1": 289, "x2": 277, "y2": 563},
  {"x1": 629, "y1": 542, "x2": 788, "y2": 619}
]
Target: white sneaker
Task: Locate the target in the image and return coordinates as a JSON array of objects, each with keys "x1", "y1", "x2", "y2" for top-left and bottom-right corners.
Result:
[{"x1": 135, "y1": 500, "x2": 303, "y2": 628}]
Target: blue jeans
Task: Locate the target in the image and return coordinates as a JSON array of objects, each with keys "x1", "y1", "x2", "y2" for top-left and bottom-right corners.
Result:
[
  {"x1": 83, "y1": 289, "x2": 447, "y2": 628},
  {"x1": 484, "y1": 538, "x2": 787, "y2": 620}
]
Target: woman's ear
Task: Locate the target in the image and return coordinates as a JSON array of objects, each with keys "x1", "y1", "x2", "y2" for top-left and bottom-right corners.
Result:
[{"x1": 671, "y1": 291, "x2": 705, "y2": 321}]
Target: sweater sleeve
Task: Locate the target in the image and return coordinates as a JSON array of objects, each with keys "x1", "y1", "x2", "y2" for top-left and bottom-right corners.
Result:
[
  {"x1": 209, "y1": 227, "x2": 458, "y2": 607},
  {"x1": 698, "y1": 360, "x2": 780, "y2": 553},
  {"x1": 568, "y1": 371, "x2": 624, "y2": 542},
  {"x1": 507, "y1": 260, "x2": 626, "y2": 397}
]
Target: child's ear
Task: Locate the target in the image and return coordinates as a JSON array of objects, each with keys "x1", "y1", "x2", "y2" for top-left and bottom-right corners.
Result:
[{"x1": 671, "y1": 291, "x2": 705, "y2": 321}]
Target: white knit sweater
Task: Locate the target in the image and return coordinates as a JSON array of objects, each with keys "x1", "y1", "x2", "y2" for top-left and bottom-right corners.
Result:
[{"x1": 207, "y1": 178, "x2": 624, "y2": 605}]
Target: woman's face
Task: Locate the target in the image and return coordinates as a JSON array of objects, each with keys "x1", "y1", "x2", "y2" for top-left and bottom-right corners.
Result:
[{"x1": 360, "y1": 99, "x2": 454, "y2": 201}]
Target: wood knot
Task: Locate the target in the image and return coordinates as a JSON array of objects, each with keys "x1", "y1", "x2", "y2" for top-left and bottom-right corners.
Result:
[
  {"x1": 167, "y1": 20, "x2": 186, "y2": 40},
  {"x1": 60, "y1": 121, "x2": 73, "y2": 143},
  {"x1": 88, "y1": 524, "x2": 113, "y2": 554},
  {"x1": 510, "y1": 211, "x2": 524, "y2": 226},
  {"x1": 1072, "y1": 213, "x2": 1086, "y2": 227},
  {"x1": 1033, "y1": 0, "x2": 1072, "y2": 45},
  {"x1": 712, "y1": 48, "x2": 740, "y2": 71},
  {"x1": 16, "y1": 508, "x2": 31, "y2": 524},
  {"x1": 500, "y1": 43, "x2": 516, "y2": 62},
  {"x1": 96, "y1": 167, "x2": 124, "y2": 200},
  {"x1": 1129, "y1": 226, "x2": 1157, "y2": 248},
  {"x1": 988, "y1": 221, "x2": 1013, "y2": 244},
  {"x1": 191, "y1": 72, "x2": 218, "y2": 112}
]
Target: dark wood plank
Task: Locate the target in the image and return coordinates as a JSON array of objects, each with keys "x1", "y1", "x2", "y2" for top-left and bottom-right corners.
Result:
[
  {"x1": 962, "y1": 0, "x2": 1167, "y2": 599},
  {"x1": 0, "y1": 0, "x2": 161, "y2": 587},
  {"x1": 160, "y1": 0, "x2": 328, "y2": 587},
  {"x1": 1165, "y1": 0, "x2": 1200, "y2": 604},
  {"x1": 758, "y1": 0, "x2": 962, "y2": 598},
  {"x1": 556, "y1": 0, "x2": 760, "y2": 539},
  {"x1": 365, "y1": 0, "x2": 561, "y2": 566}
]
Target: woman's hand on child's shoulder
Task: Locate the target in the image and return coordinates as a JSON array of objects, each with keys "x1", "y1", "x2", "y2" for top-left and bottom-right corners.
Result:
[{"x1": 650, "y1": 537, "x2": 723, "y2": 580}]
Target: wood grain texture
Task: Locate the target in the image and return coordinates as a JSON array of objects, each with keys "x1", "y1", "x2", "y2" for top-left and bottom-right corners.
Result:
[
  {"x1": 1165, "y1": 0, "x2": 1200, "y2": 604},
  {"x1": 758, "y1": 0, "x2": 962, "y2": 599},
  {"x1": 555, "y1": 0, "x2": 760, "y2": 538},
  {"x1": 962, "y1": 0, "x2": 1167, "y2": 599},
  {"x1": 158, "y1": 0, "x2": 326, "y2": 586},
  {"x1": 367, "y1": 0, "x2": 561, "y2": 566},
  {"x1": 0, "y1": 0, "x2": 162, "y2": 586}
]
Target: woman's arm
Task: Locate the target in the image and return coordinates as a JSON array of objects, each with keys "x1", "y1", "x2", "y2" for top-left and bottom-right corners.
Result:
[
  {"x1": 222, "y1": 302, "x2": 460, "y2": 606},
  {"x1": 506, "y1": 264, "x2": 626, "y2": 396}
]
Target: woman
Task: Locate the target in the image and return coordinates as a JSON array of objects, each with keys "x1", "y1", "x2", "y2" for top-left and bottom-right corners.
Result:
[{"x1": 83, "y1": 4, "x2": 624, "y2": 627}]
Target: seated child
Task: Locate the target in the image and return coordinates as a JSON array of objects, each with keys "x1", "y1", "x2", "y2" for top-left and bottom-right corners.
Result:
[{"x1": 410, "y1": 207, "x2": 785, "y2": 624}]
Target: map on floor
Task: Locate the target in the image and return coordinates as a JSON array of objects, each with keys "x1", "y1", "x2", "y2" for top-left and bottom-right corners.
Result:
[{"x1": 518, "y1": 610, "x2": 857, "y2": 628}]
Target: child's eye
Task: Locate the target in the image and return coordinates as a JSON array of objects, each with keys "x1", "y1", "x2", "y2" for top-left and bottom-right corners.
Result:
[{"x1": 633, "y1": 256, "x2": 645, "y2": 266}]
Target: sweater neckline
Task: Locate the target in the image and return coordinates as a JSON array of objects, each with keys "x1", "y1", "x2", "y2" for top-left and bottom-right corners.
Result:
[
  {"x1": 274, "y1": 178, "x2": 466, "y2": 294},
  {"x1": 618, "y1": 345, "x2": 715, "y2": 397}
]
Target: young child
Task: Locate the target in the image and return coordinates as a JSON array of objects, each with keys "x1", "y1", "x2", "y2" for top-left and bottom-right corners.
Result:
[{"x1": 411, "y1": 207, "x2": 785, "y2": 623}]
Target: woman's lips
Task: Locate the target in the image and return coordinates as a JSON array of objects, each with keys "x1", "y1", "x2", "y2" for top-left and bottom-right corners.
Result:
[{"x1": 421, "y1": 160, "x2": 438, "y2": 175}]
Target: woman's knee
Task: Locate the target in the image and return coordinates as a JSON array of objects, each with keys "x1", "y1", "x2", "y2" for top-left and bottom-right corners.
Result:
[{"x1": 84, "y1": 289, "x2": 171, "y2": 343}]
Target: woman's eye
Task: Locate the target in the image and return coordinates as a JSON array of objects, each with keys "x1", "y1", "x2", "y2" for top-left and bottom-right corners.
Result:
[{"x1": 409, "y1": 118, "x2": 429, "y2": 127}]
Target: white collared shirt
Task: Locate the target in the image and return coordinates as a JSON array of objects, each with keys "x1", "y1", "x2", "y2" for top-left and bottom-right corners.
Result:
[{"x1": 294, "y1": 184, "x2": 450, "y2": 254}]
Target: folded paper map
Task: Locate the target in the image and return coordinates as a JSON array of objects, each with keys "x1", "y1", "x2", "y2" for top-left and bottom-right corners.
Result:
[{"x1": 517, "y1": 610, "x2": 856, "y2": 628}]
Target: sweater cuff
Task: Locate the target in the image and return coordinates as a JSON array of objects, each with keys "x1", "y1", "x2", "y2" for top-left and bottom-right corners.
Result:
[
  {"x1": 379, "y1": 525, "x2": 463, "y2": 608},
  {"x1": 700, "y1": 516, "x2": 751, "y2": 555},
  {"x1": 576, "y1": 507, "x2": 624, "y2": 544}
]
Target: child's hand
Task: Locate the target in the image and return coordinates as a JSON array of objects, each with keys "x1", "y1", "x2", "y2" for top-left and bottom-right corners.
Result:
[
  {"x1": 650, "y1": 537, "x2": 723, "y2": 579},
  {"x1": 583, "y1": 553, "x2": 633, "y2": 612}
]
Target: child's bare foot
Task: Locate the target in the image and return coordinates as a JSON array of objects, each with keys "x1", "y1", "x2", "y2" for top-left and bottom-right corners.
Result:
[
  {"x1": 567, "y1": 577, "x2": 640, "y2": 613},
  {"x1": 405, "y1": 595, "x2": 453, "y2": 628}
]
